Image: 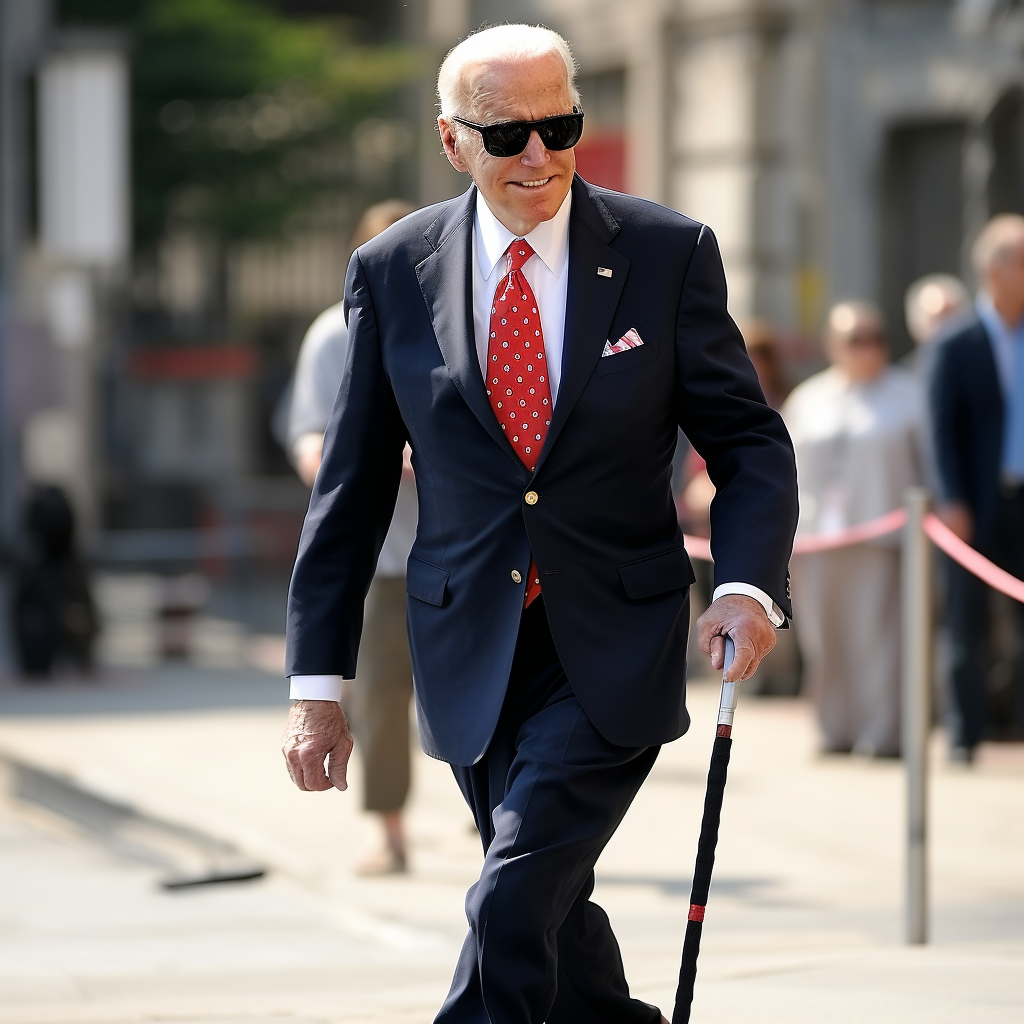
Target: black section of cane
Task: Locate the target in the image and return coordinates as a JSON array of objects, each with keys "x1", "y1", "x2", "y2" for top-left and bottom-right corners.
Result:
[{"x1": 671, "y1": 729, "x2": 733, "y2": 1023}]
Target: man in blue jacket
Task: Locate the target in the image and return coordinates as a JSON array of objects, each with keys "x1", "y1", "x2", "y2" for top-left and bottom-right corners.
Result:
[
  {"x1": 931, "y1": 213, "x2": 1024, "y2": 762},
  {"x1": 283, "y1": 24, "x2": 797, "y2": 1024}
]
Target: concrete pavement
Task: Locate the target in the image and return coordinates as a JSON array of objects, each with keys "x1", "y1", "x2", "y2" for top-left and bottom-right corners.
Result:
[
  {"x1": 0, "y1": 796, "x2": 452, "y2": 1024},
  {"x1": 0, "y1": 625, "x2": 1022, "y2": 1021}
]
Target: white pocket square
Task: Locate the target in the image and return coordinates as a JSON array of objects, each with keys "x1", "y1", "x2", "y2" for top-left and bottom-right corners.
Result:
[{"x1": 601, "y1": 328, "x2": 645, "y2": 357}]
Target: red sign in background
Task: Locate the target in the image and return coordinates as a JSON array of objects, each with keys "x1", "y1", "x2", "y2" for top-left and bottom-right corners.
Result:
[{"x1": 574, "y1": 131, "x2": 625, "y2": 192}]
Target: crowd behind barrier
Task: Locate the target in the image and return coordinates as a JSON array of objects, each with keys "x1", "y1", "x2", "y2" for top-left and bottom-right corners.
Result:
[{"x1": 684, "y1": 505, "x2": 1024, "y2": 603}]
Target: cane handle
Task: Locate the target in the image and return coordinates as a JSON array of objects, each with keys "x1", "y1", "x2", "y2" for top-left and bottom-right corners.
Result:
[{"x1": 716, "y1": 637, "x2": 738, "y2": 728}]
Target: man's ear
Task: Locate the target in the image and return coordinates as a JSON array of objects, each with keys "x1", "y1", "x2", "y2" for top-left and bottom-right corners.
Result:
[{"x1": 438, "y1": 116, "x2": 469, "y2": 173}]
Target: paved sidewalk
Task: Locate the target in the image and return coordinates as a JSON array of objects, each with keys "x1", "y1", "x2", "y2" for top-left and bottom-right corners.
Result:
[{"x1": 0, "y1": 660, "x2": 1022, "y2": 1023}]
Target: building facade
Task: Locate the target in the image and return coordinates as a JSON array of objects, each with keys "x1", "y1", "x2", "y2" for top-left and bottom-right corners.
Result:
[{"x1": 420, "y1": 0, "x2": 1024, "y2": 353}]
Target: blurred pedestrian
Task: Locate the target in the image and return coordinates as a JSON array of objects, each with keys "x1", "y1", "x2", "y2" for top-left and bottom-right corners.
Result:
[
  {"x1": 679, "y1": 322, "x2": 793, "y2": 536},
  {"x1": 784, "y1": 302, "x2": 924, "y2": 756},
  {"x1": 288, "y1": 199, "x2": 417, "y2": 874},
  {"x1": 931, "y1": 215, "x2": 1024, "y2": 762},
  {"x1": 905, "y1": 273, "x2": 971, "y2": 356},
  {"x1": 678, "y1": 321, "x2": 792, "y2": 530},
  {"x1": 743, "y1": 319, "x2": 792, "y2": 411},
  {"x1": 903, "y1": 274, "x2": 971, "y2": 493},
  {"x1": 679, "y1": 321, "x2": 801, "y2": 694},
  {"x1": 11, "y1": 485, "x2": 98, "y2": 677},
  {"x1": 742, "y1": 322, "x2": 801, "y2": 694}
]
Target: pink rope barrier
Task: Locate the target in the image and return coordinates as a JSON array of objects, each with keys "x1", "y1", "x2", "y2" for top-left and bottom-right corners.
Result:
[
  {"x1": 684, "y1": 535, "x2": 712, "y2": 562},
  {"x1": 923, "y1": 513, "x2": 1024, "y2": 604},
  {"x1": 792, "y1": 507, "x2": 909, "y2": 554},
  {"x1": 683, "y1": 506, "x2": 1024, "y2": 605},
  {"x1": 683, "y1": 507, "x2": 908, "y2": 563}
]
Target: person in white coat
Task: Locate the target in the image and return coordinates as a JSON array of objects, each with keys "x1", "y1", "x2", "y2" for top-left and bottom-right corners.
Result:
[{"x1": 784, "y1": 301, "x2": 924, "y2": 757}]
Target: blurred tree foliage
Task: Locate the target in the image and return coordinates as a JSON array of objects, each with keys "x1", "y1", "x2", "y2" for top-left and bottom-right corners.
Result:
[{"x1": 58, "y1": 0, "x2": 417, "y2": 250}]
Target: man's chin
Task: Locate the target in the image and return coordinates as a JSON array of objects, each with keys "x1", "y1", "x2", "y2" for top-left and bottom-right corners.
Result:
[
  {"x1": 476, "y1": 177, "x2": 569, "y2": 233},
  {"x1": 508, "y1": 181, "x2": 567, "y2": 219}
]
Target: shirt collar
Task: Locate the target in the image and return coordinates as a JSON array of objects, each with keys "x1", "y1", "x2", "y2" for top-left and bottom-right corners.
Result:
[
  {"x1": 977, "y1": 291, "x2": 1024, "y2": 344},
  {"x1": 474, "y1": 187, "x2": 572, "y2": 280}
]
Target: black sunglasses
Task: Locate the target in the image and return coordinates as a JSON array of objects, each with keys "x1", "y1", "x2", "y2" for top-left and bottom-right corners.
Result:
[{"x1": 451, "y1": 109, "x2": 584, "y2": 158}]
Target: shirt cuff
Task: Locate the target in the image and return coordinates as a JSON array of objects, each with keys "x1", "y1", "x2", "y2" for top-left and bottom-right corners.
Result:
[
  {"x1": 712, "y1": 583, "x2": 785, "y2": 627},
  {"x1": 289, "y1": 674, "x2": 345, "y2": 702}
]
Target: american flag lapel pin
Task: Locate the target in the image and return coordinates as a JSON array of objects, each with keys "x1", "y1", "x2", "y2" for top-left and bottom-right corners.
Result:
[{"x1": 597, "y1": 267, "x2": 613, "y2": 278}]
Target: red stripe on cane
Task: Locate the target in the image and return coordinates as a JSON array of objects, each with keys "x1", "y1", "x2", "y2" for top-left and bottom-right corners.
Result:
[
  {"x1": 716, "y1": 724, "x2": 732, "y2": 738},
  {"x1": 688, "y1": 903, "x2": 706, "y2": 922}
]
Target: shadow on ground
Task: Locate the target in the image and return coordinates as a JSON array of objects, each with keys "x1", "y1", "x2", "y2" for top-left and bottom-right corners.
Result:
[{"x1": 0, "y1": 665, "x2": 287, "y2": 717}]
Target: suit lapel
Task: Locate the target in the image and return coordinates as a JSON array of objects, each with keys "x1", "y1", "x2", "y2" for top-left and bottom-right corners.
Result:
[
  {"x1": 415, "y1": 179, "x2": 630, "y2": 470},
  {"x1": 973, "y1": 321, "x2": 1006, "y2": 423},
  {"x1": 536, "y1": 178, "x2": 629, "y2": 471},
  {"x1": 415, "y1": 187, "x2": 519, "y2": 461}
]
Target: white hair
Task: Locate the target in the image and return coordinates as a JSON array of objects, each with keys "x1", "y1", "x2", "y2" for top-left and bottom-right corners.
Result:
[
  {"x1": 971, "y1": 213, "x2": 1024, "y2": 282},
  {"x1": 827, "y1": 300, "x2": 884, "y2": 339},
  {"x1": 903, "y1": 273, "x2": 969, "y2": 344},
  {"x1": 437, "y1": 23, "x2": 581, "y2": 120}
]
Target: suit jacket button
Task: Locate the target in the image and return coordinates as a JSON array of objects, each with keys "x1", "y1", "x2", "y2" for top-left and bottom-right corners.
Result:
[
  {"x1": 511, "y1": 569, "x2": 523, "y2": 584},
  {"x1": 524, "y1": 491, "x2": 539, "y2": 505}
]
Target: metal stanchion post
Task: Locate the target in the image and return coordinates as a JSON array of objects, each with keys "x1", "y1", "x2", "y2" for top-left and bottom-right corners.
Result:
[{"x1": 902, "y1": 487, "x2": 932, "y2": 945}]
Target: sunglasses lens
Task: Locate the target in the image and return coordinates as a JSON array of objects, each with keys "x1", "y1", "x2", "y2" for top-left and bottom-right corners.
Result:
[
  {"x1": 479, "y1": 114, "x2": 584, "y2": 157},
  {"x1": 483, "y1": 124, "x2": 531, "y2": 158},
  {"x1": 539, "y1": 115, "x2": 583, "y2": 151}
]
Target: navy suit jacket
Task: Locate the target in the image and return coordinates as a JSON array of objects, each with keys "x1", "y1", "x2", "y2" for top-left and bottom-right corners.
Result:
[
  {"x1": 286, "y1": 177, "x2": 798, "y2": 766},
  {"x1": 929, "y1": 320, "x2": 1004, "y2": 551}
]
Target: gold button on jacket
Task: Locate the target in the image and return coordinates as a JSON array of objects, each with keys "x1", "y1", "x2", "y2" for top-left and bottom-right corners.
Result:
[
  {"x1": 524, "y1": 491, "x2": 539, "y2": 505},
  {"x1": 510, "y1": 569, "x2": 523, "y2": 584}
]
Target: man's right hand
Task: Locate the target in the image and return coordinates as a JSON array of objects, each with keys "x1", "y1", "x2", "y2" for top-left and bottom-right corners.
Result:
[
  {"x1": 283, "y1": 700, "x2": 354, "y2": 792},
  {"x1": 937, "y1": 500, "x2": 974, "y2": 543}
]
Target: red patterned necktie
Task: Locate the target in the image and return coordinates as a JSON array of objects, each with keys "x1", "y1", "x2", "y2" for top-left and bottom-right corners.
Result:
[{"x1": 485, "y1": 239, "x2": 551, "y2": 607}]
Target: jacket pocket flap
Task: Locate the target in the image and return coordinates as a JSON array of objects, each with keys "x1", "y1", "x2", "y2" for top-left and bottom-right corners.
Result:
[
  {"x1": 618, "y1": 547, "x2": 696, "y2": 600},
  {"x1": 406, "y1": 556, "x2": 449, "y2": 606}
]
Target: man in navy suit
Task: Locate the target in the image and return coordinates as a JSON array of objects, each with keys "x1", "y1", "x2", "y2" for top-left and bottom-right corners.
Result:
[
  {"x1": 282, "y1": 24, "x2": 797, "y2": 1024},
  {"x1": 931, "y1": 214, "x2": 1024, "y2": 762}
]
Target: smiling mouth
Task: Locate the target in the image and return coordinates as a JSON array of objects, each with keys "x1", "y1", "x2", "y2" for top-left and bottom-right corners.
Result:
[{"x1": 513, "y1": 177, "x2": 552, "y2": 188}]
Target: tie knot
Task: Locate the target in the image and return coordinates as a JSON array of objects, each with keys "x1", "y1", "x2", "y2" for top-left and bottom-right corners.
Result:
[{"x1": 505, "y1": 240, "x2": 535, "y2": 273}]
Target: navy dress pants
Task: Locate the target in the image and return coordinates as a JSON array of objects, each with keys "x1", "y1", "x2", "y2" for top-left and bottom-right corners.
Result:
[
  {"x1": 436, "y1": 598, "x2": 663, "y2": 1024},
  {"x1": 945, "y1": 489, "x2": 1024, "y2": 749}
]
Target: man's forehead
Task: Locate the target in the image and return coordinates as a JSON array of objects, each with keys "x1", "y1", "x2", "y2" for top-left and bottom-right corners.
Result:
[{"x1": 468, "y1": 55, "x2": 572, "y2": 121}]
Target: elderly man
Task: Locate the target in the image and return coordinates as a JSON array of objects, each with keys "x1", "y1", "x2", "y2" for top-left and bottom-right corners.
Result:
[
  {"x1": 902, "y1": 274, "x2": 971, "y2": 495},
  {"x1": 283, "y1": 24, "x2": 797, "y2": 1024},
  {"x1": 904, "y1": 273, "x2": 971, "y2": 353},
  {"x1": 932, "y1": 214, "x2": 1024, "y2": 762}
]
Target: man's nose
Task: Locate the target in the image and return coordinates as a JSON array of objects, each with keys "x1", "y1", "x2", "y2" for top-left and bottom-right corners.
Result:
[{"x1": 520, "y1": 130, "x2": 550, "y2": 165}]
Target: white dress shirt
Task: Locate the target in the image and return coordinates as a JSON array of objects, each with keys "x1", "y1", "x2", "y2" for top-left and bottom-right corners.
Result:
[
  {"x1": 472, "y1": 188, "x2": 570, "y2": 400},
  {"x1": 290, "y1": 191, "x2": 780, "y2": 701}
]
